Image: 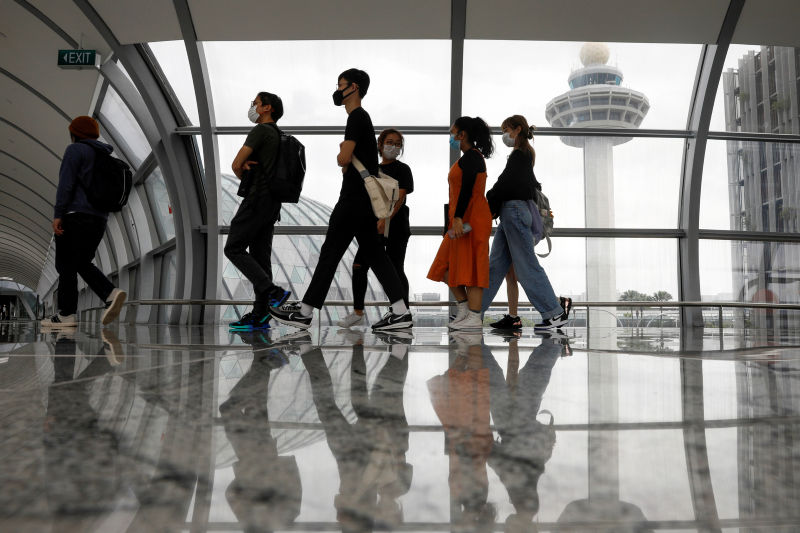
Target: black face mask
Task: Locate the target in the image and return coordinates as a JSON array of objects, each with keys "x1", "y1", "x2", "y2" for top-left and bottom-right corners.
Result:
[{"x1": 332, "y1": 83, "x2": 355, "y2": 106}]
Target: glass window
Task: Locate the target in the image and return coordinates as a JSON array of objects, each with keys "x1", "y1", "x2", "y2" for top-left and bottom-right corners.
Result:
[
  {"x1": 120, "y1": 203, "x2": 140, "y2": 258},
  {"x1": 204, "y1": 40, "x2": 450, "y2": 126},
  {"x1": 143, "y1": 167, "x2": 175, "y2": 242},
  {"x1": 158, "y1": 250, "x2": 177, "y2": 323},
  {"x1": 700, "y1": 140, "x2": 800, "y2": 232},
  {"x1": 99, "y1": 86, "x2": 150, "y2": 167},
  {"x1": 463, "y1": 41, "x2": 701, "y2": 130},
  {"x1": 700, "y1": 239, "x2": 800, "y2": 304},
  {"x1": 148, "y1": 41, "x2": 200, "y2": 125},
  {"x1": 712, "y1": 44, "x2": 799, "y2": 134}
]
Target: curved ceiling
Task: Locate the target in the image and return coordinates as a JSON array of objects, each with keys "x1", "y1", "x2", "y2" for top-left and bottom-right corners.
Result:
[{"x1": 2, "y1": 0, "x2": 800, "y2": 290}]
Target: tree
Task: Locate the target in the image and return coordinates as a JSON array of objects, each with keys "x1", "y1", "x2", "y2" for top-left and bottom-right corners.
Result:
[
  {"x1": 651, "y1": 290, "x2": 673, "y2": 302},
  {"x1": 618, "y1": 290, "x2": 651, "y2": 326}
]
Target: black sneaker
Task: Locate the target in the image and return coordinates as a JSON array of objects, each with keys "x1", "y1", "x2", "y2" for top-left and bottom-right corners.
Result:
[
  {"x1": 560, "y1": 296, "x2": 573, "y2": 318},
  {"x1": 372, "y1": 311, "x2": 413, "y2": 331},
  {"x1": 534, "y1": 312, "x2": 568, "y2": 330},
  {"x1": 229, "y1": 312, "x2": 271, "y2": 331},
  {"x1": 490, "y1": 314, "x2": 522, "y2": 330},
  {"x1": 270, "y1": 302, "x2": 312, "y2": 330}
]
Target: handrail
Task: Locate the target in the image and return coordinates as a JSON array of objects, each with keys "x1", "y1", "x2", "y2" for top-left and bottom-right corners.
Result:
[{"x1": 85, "y1": 299, "x2": 800, "y2": 311}]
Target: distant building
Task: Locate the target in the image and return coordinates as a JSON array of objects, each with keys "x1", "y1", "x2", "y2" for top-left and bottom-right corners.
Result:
[{"x1": 722, "y1": 46, "x2": 800, "y2": 329}]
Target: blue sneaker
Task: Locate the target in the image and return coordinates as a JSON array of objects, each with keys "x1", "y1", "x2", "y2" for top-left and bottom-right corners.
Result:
[
  {"x1": 268, "y1": 287, "x2": 291, "y2": 308},
  {"x1": 229, "y1": 312, "x2": 271, "y2": 331}
]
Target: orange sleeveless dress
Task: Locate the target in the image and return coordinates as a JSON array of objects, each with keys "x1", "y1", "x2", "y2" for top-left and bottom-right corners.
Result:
[{"x1": 427, "y1": 150, "x2": 491, "y2": 288}]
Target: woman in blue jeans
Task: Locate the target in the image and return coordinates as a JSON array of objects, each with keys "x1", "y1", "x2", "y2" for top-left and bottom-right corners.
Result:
[{"x1": 482, "y1": 115, "x2": 571, "y2": 329}]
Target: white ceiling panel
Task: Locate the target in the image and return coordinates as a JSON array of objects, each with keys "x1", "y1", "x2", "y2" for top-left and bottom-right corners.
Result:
[
  {"x1": 188, "y1": 0, "x2": 451, "y2": 41},
  {"x1": 733, "y1": 0, "x2": 800, "y2": 46},
  {"x1": 89, "y1": 0, "x2": 182, "y2": 44},
  {"x1": 27, "y1": 0, "x2": 111, "y2": 56},
  {"x1": 466, "y1": 0, "x2": 730, "y2": 43},
  {"x1": 0, "y1": 121, "x2": 62, "y2": 186}
]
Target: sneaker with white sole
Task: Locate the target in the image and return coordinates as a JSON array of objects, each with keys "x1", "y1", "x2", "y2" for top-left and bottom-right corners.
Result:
[
  {"x1": 41, "y1": 313, "x2": 77, "y2": 329},
  {"x1": 270, "y1": 301, "x2": 313, "y2": 330},
  {"x1": 449, "y1": 301, "x2": 470, "y2": 327},
  {"x1": 102, "y1": 289, "x2": 127, "y2": 325},
  {"x1": 372, "y1": 311, "x2": 413, "y2": 331},
  {"x1": 337, "y1": 312, "x2": 365, "y2": 328},
  {"x1": 450, "y1": 312, "x2": 483, "y2": 330},
  {"x1": 534, "y1": 312, "x2": 568, "y2": 330}
]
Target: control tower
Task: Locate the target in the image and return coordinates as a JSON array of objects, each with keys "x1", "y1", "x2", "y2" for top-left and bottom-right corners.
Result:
[{"x1": 545, "y1": 43, "x2": 649, "y2": 335}]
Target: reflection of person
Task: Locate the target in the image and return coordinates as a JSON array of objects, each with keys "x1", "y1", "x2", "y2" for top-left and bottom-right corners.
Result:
[
  {"x1": 220, "y1": 333, "x2": 302, "y2": 532},
  {"x1": 339, "y1": 129, "x2": 415, "y2": 328},
  {"x1": 42, "y1": 116, "x2": 126, "y2": 328},
  {"x1": 225, "y1": 92, "x2": 291, "y2": 331},
  {"x1": 428, "y1": 116, "x2": 494, "y2": 331},
  {"x1": 44, "y1": 336, "x2": 121, "y2": 520},
  {"x1": 303, "y1": 340, "x2": 412, "y2": 532},
  {"x1": 272, "y1": 68, "x2": 412, "y2": 331},
  {"x1": 485, "y1": 334, "x2": 564, "y2": 532},
  {"x1": 482, "y1": 114, "x2": 571, "y2": 330},
  {"x1": 428, "y1": 332, "x2": 496, "y2": 531}
]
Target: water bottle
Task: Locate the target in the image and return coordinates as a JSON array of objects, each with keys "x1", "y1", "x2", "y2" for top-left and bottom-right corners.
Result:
[{"x1": 448, "y1": 222, "x2": 472, "y2": 239}]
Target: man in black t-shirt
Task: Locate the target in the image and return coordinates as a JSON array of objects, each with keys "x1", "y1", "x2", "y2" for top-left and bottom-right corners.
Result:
[
  {"x1": 225, "y1": 91, "x2": 291, "y2": 331},
  {"x1": 271, "y1": 69, "x2": 413, "y2": 331}
]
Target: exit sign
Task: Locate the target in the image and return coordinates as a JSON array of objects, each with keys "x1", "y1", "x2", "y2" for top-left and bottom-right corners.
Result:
[{"x1": 57, "y1": 49, "x2": 100, "y2": 68}]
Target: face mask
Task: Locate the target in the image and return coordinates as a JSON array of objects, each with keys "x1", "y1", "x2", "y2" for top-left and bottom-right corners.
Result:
[
  {"x1": 332, "y1": 84, "x2": 353, "y2": 106},
  {"x1": 247, "y1": 104, "x2": 259, "y2": 123},
  {"x1": 449, "y1": 134, "x2": 461, "y2": 150},
  {"x1": 382, "y1": 145, "x2": 401, "y2": 160},
  {"x1": 502, "y1": 132, "x2": 515, "y2": 147}
]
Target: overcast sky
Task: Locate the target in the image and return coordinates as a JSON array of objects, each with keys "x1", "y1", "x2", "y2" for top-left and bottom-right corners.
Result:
[{"x1": 147, "y1": 40, "x2": 767, "y2": 299}]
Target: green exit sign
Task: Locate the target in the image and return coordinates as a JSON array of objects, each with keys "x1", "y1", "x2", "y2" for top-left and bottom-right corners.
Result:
[{"x1": 57, "y1": 49, "x2": 100, "y2": 68}]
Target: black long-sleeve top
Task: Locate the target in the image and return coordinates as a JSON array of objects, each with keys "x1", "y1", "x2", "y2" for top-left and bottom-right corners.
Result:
[
  {"x1": 485, "y1": 149, "x2": 540, "y2": 217},
  {"x1": 454, "y1": 149, "x2": 486, "y2": 219}
]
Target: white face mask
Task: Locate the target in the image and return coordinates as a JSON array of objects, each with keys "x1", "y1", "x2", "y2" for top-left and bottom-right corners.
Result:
[
  {"x1": 502, "y1": 132, "x2": 515, "y2": 147},
  {"x1": 247, "y1": 104, "x2": 260, "y2": 124},
  {"x1": 382, "y1": 145, "x2": 401, "y2": 160}
]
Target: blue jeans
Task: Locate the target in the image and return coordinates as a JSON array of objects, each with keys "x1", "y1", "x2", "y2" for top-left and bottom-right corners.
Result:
[{"x1": 481, "y1": 200, "x2": 562, "y2": 319}]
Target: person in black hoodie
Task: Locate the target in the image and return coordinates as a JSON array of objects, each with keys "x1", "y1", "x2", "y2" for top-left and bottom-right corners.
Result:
[
  {"x1": 482, "y1": 115, "x2": 570, "y2": 330},
  {"x1": 42, "y1": 116, "x2": 126, "y2": 328}
]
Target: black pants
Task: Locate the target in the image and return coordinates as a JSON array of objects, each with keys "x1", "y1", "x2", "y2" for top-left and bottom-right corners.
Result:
[
  {"x1": 55, "y1": 213, "x2": 114, "y2": 316},
  {"x1": 352, "y1": 225, "x2": 410, "y2": 310},
  {"x1": 224, "y1": 194, "x2": 282, "y2": 311},
  {"x1": 303, "y1": 198, "x2": 403, "y2": 309}
]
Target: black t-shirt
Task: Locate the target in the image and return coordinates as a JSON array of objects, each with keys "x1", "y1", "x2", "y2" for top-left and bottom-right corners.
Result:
[
  {"x1": 454, "y1": 149, "x2": 486, "y2": 218},
  {"x1": 380, "y1": 159, "x2": 414, "y2": 223},
  {"x1": 341, "y1": 107, "x2": 378, "y2": 199},
  {"x1": 243, "y1": 122, "x2": 280, "y2": 198}
]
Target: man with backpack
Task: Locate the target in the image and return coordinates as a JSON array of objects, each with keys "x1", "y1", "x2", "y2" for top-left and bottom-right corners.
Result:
[
  {"x1": 225, "y1": 92, "x2": 291, "y2": 331},
  {"x1": 42, "y1": 116, "x2": 127, "y2": 328}
]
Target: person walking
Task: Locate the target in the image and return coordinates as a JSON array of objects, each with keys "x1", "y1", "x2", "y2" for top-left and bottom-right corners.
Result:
[
  {"x1": 482, "y1": 115, "x2": 571, "y2": 329},
  {"x1": 225, "y1": 91, "x2": 291, "y2": 331},
  {"x1": 271, "y1": 69, "x2": 412, "y2": 331},
  {"x1": 338, "y1": 128, "x2": 414, "y2": 328},
  {"x1": 41, "y1": 116, "x2": 126, "y2": 328},
  {"x1": 427, "y1": 116, "x2": 494, "y2": 330}
]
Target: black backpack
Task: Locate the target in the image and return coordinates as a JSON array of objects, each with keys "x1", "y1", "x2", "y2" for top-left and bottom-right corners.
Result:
[
  {"x1": 266, "y1": 123, "x2": 306, "y2": 203},
  {"x1": 79, "y1": 141, "x2": 133, "y2": 212}
]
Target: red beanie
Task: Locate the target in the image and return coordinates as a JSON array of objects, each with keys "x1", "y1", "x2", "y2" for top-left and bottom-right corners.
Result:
[{"x1": 69, "y1": 116, "x2": 100, "y2": 139}]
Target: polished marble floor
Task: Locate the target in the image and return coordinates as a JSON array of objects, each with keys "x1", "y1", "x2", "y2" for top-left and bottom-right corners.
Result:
[{"x1": 1, "y1": 320, "x2": 799, "y2": 532}]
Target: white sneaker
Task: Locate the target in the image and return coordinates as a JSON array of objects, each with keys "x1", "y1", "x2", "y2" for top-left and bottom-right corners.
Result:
[
  {"x1": 102, "y1": 289, "x2": 127, "y2": 325},
  {"x1": 450, "y1": 312, "x2": 483, "y2": 330},
  {"x1": 337, "y1": 312, "x2": 365, "y2": 328},
  {"x1": 41, "y1": 313, "x2": 77, "y2": 329},
  {"x1": 449, "y1": 301, "x2": 469, "y2": 327}
]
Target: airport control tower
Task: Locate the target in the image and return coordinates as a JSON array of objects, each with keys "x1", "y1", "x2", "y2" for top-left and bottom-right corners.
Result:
[{"x1": 546, "y1": 43, "x2": 649, "y2": 333}]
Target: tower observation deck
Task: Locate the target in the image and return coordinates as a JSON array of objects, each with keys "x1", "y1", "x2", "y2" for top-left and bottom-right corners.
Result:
[{"x1": 545, "y1": 43, "x2": 649, "y2": 147}]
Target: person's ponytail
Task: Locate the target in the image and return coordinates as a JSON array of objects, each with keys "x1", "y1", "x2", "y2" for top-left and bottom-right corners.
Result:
[{"x1": 453, "y1": 116, "x2": 494, "y2": 159}]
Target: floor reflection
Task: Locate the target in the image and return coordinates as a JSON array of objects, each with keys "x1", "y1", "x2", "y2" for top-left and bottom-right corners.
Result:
[{"x1": 0, "y1": 322, "x2": 799, "y2": 532}]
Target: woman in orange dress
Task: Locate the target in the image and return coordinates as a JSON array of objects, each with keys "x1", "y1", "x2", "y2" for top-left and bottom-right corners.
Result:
[{"x1": 427, "y1": 116, "x2": 494, "y2": 330}]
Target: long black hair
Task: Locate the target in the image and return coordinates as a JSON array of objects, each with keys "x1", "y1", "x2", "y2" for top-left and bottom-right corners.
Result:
[{"x1": 453, "y1": 116, "x2": 493, "y2": 158}]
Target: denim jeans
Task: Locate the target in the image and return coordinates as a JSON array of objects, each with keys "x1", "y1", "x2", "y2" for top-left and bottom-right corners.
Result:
[{"x1": 481, "y1": 200, "x2": 562, "y2": 319}]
